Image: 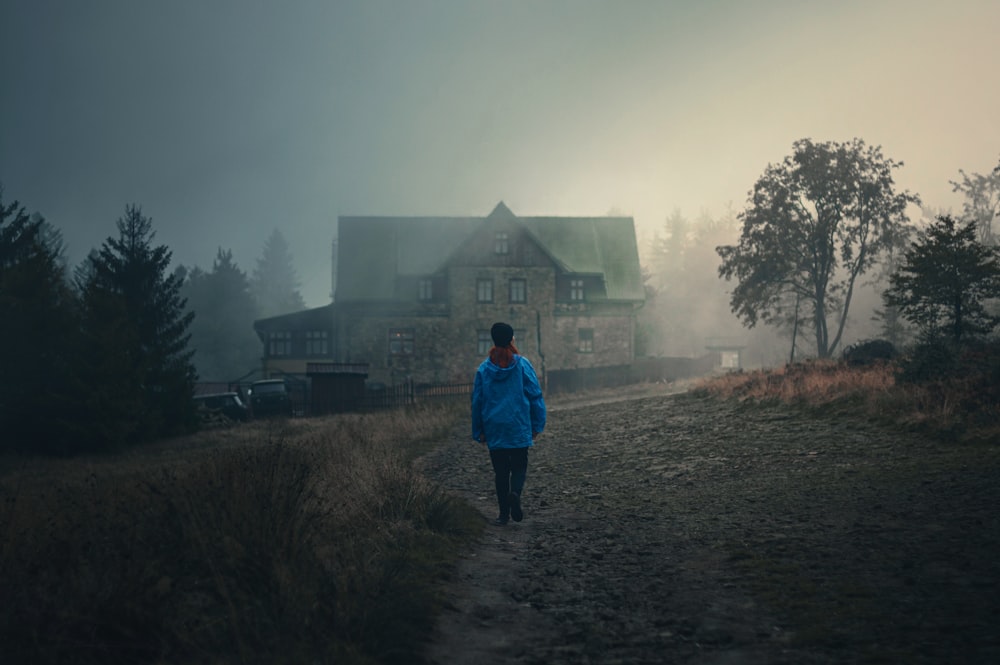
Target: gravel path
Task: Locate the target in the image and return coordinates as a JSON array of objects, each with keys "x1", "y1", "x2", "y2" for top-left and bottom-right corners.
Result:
[{"x1": 419, "y1": 391, "x2": 1000, "y2": 665}]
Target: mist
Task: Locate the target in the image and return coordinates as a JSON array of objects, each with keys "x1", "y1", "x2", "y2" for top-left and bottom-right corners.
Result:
[{"x1": 2, "y1": 1, "x2": 998, "y2": 309}]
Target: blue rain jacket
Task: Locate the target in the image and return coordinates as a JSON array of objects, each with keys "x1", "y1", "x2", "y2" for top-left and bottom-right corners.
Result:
[{"x1": 471, "y1": 354, "x2": 546, "y2": 449}]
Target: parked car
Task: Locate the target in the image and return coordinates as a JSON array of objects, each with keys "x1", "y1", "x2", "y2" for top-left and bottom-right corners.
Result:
[
  {"x1": 193, "y1": 392, "x2": 249, "y2": 422},
  {"x1": 248, "y1": 379, "x2": 293, "y2": 417}
]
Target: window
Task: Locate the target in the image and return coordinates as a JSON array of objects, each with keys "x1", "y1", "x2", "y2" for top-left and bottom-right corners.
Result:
[
  {"x1": 388, "y1": 328, "x2": 414, "y2": 355},
  {"x1": 418, "y1": 278, "x2": 433, "y2": 301},
  {"x1": 477, "y1": 330, "x2": 492, "y2": 355},
  {"x1": 305, "y1": 330, "x2": 328, "y2": 356},
  {"x1": 494, "y1": 231, "x2": 509, "y2": 254},
  {"x1": 578, "y1": 328, "x2": 594, "y2": 353},
  {"x1": 509, "y1": 278, "x2": 526, "y2": 304},
  {"x1": 570, "y1": 279, "x2": 585, "y2": 301},
  {"x1": 268, "y1": 331, "x2": 291, "y2": 356},
  {"x1": 476, "y1": 278, "x2": 494, "y2": 303}
]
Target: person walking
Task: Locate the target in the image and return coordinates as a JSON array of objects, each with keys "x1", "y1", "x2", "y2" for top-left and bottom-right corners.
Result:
[{"x1": 471, "y1": 322, "x2": 546, "y2": 526}]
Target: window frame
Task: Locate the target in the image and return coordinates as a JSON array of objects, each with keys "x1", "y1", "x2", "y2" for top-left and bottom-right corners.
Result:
[
  {"x1": 494, "y1": 231, "x2": 509, "y2": 255},
  {"x1": 577, "y1": 328, "x2": 594, "y2": 353},
  {"x1": 418, "y1": 278, "x2": 433, "y2": 301},
  {"x1": 476, "y1": 278, "x2": 494, "y2": 303},
  {"x1": 388, "y1": 328, "x2": 415, "y2": 356},
  {"x1": 508, "y1": 278, "x2": 527, "y2": 304},
  {"x1": 305, "y1": 330, "x2": 329, "y2": 356},
  {"x1": 569, "y1": 278, "x2": 586, "y2": 302},
  {"x1": 268, "y1": 331, "x2": 292, "y2": 357},
  {"x1": 477, "y1": 330, "x2": 492, "y2": 355}
]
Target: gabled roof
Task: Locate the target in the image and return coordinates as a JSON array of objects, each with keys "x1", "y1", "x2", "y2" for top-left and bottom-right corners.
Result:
[
  {"x1": 520, "y1": 216, "x2": 644, "y2": 301},
  {"x1": 335, "y1": 203, "x2": 644, "y2": 302}
]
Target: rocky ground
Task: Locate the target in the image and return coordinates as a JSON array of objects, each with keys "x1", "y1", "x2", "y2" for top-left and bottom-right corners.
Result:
[{"x1": 418, "y1": 389, "x2": 1000, "y2": 664}]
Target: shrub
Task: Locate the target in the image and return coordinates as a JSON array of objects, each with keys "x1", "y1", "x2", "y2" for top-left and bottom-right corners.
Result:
[{"x1": 841, "y1": 339, "x2": 897, "y2": 366}]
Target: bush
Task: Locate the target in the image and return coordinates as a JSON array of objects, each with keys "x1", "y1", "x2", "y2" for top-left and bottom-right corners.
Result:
[
  {"x1": 897, "y1": 337, "x2": 962, "y2": 383},
  {"x1": 841, "y1": 339, "x2": 897, "y2": 366}
]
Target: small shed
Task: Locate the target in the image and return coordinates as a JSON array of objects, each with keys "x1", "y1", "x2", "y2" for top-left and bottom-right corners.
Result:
[
  {"x1": 704, "y1": 337, "x2": 746, "y2": 370},
  {"x1": 307, "y1": 362, "x2": 369, "y2": 414}
]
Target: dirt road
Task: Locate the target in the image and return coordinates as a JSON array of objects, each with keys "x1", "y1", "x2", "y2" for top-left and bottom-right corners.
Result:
[{"x1": 419, "y1": 391, "x2": 1000, "y2": 664}]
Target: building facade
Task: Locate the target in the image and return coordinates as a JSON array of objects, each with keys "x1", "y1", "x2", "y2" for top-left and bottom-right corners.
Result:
[{"x1": 254, "y1": 202, "x2": 645, "y2": 389}]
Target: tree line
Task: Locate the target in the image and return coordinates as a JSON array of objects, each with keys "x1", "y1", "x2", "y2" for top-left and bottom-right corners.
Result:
[
  {"x1": 640, "y1": 139, "x2": 1000, "y2": 368},
  {"x1": 6, "y1": 140, "x2": 998, "y2": 453},
  {"x1": 0, "y1": 188, "x2": 307, "y2": 454}
]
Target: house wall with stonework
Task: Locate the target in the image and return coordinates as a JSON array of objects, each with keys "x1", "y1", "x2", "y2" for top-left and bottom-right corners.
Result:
[
  {"x1": 335, "y1": 309, "x2": 460, "y2": 385},
  {"x1": 258, "y1": 205, "x2": 645, "y2": 390},
  {"x1": 549, "y1": 305, "x2": 636, "y2": 370}
]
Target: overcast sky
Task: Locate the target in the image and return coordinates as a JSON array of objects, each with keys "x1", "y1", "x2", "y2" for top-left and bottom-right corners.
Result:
[{"x1": 2, "y1": 0, "x2": 998, "y2": 306}]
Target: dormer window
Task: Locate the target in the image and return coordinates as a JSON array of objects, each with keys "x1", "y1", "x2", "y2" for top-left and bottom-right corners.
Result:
[
  {"x1": 418, "y1": 278, "x2": 433, "y2": 301},
  {"x1": 494, "y1": 232, "x2": 509, "y2": 255},
  {"x1": 570, "y1": 279, "x2": 585, "y2": 301}
]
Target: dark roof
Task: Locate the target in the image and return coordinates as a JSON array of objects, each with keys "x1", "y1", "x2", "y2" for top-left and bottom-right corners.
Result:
[
  {"x1": 336, "y1": 215, "x2": 481, "y2": 301},
  {"x1": 336, "y1": 202, "x2": 644, "y2": 302},
  {"x1": 253, "y1": 303, "x2": 334, "y2": 341}
]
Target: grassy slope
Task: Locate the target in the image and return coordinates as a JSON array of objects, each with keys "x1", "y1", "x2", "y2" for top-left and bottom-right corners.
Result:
[
  {"x1": 0, "y1": 404, "x2": 482, "y2": 665},
  {"x1": 693, "y1": 359, "x2": 999, "y2": 444}
]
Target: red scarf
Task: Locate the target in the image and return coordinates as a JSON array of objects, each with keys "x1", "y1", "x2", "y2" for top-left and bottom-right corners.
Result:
[{"x1": 489, "y1": 343, "x2": 519, "y2": 368}]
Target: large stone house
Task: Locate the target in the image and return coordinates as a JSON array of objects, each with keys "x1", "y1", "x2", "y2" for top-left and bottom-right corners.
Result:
[{"x1": 253, "y1": 202, "x2": 645, "y2": 390}]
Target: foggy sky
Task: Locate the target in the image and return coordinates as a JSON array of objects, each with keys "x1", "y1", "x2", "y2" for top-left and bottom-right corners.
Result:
[{"x1": 2, "y1": 0, "x2": 998, "y2": 307}]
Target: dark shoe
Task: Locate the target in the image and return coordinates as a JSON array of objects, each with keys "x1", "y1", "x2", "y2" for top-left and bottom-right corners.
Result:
[
  {"x1": 509, "y1": 492, "x2": 523, "y2": 522},
  {"x1": 492, "y1": 515, "x2": 509, "y2": 526}
]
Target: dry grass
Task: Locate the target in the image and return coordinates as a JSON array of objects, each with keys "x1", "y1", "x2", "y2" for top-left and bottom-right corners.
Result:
[
  {"x1": 0, "y1": 402, "x2": 480, "y2": 665},
  {"x1": 693, "y1": 360, "x2": 999, "y2": 443},
  {"x1": 694, "y1": 360, "x2": 896, "y2": 405}
]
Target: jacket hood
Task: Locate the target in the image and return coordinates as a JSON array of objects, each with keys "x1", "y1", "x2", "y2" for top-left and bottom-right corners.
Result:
[{"x1": 484, "y1": 354, "x2": 520, "y2": 381}]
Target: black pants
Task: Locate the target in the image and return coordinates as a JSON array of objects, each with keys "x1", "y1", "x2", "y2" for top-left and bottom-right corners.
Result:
[{"x1": 489, "y1": 447, "x2": 528, "y2": 517}]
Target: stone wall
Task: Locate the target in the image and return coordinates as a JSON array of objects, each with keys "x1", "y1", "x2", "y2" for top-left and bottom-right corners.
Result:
[{"x1": 547, "y1": 306, "x2": 636, "y2": 370}]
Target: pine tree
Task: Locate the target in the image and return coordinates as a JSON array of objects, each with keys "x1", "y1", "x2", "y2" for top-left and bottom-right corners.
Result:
[
  {"x1": 183, "y1": 248, "x2": 261, "y2": 381},
  {"x1": 885, "y1": 215, "x2": 1000, "y2": 342},
  {"x1": 251, "y1": 229, "x2": 305, "y2": 318},
  {"x1": 0, "y1": 187, "x2": 81, "y2": 452},
  {"x1": 78, "y1": 205, "x2": 197, "y2": 446}
]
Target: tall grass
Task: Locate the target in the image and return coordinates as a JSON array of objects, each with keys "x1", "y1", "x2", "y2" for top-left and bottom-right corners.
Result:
[
  {"x1": 0, "y1": 403, "x2": 481, "y2": 665},
  {"x1": 693, "y1": 358, "x2": 999, "y2": 443}
]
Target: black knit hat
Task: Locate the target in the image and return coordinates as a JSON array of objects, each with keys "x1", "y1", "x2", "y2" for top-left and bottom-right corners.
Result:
[{"x1": 490, "y1": 322, "x2": 514, "y2": 347}]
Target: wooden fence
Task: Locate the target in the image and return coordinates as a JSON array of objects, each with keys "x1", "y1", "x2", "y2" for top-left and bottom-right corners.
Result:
[
  {"x1": 415, "y1": 382, "x2": 473, "y2": 399},
  {"x1": 358, "y1": 381, "x2": 473, "y2": 410}
]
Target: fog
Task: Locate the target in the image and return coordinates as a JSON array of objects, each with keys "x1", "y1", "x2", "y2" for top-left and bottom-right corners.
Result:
[{"x1": 2, "y1": 0, "x2": 998, "y2": 310}]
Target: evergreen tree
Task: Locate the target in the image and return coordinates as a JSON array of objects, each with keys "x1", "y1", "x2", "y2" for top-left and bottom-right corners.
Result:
[
  {"x1": 78, "y1": 205, "x2": 197, "y2": 446},
  {"x1": 885, "y1": 215, "x2": 1000, "y2": 342},
  {"x1": 0, "y1": 187, "x2": 82, "y2": 452},
  {"x1": 183, "y1": 248, "x2": 261, "y2": 381},
  {"x1": 639, "y1": 209, "x2": 743, "y2": 358},
  {"x1": 251, "y1": 229, "x2": 305, "y2": 317}
]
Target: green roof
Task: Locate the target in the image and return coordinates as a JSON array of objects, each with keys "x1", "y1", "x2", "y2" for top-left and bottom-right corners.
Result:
[
  {"x1": 335, "y1": 204, "x2": 644, "y2": 302},
  {"x1": 520, "y1": 216, "x2": 644, "y2": 301}
]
